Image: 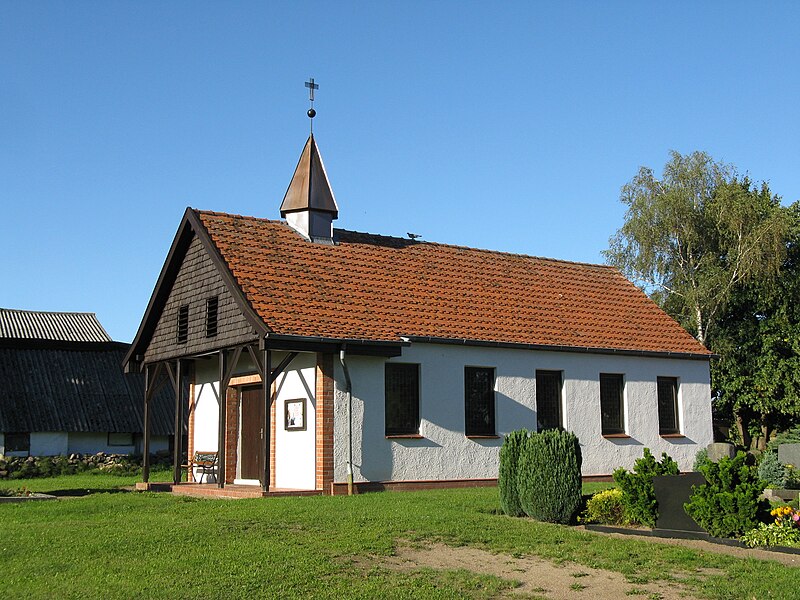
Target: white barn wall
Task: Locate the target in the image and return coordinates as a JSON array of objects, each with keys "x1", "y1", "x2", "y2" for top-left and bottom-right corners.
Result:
[
  {"x1": 332, "y1": 343, "x2": 712, "y2": 482},
  {"x1": 30, "y1": 432, "x2": 68, "y2": 456},
  {"x1": 0, "y1": 432, "x2": 169, "y2": 456},
  {"x1": 67, "y1": 433, "x2": 168, "y2": 455},
  {"x1": 273, "y1": 352, "x2": 317, "y2": 490}
]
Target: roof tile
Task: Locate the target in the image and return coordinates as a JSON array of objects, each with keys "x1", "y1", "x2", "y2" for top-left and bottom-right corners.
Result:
[{"x1": 197, "y1": 211, "x2": 710, "y2": 356}]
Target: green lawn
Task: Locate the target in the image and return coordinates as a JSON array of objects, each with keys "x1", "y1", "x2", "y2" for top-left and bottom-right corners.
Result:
[{"x1": 0, "y1": 476, "x2": 797, "y2": 599}]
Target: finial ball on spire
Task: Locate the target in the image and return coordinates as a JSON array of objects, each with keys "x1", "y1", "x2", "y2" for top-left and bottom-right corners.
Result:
[{"x1": 307, "y1": 108, "x2": 316, "y2": 119}]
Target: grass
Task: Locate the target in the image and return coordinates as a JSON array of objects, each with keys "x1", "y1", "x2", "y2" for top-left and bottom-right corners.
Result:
[
  {"x1": 0, "y1": 476, "x2": 798, "y2": 599},
  {"x1": 0, "y1": 466, "x2": 173, "y2": 495}
]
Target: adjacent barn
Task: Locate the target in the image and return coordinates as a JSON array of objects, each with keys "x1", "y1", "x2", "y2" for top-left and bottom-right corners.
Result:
[{"x1": 0, "y1": 308, "x2": 174, "y2": 456}]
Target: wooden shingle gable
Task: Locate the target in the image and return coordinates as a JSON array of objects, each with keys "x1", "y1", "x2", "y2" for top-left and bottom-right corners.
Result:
[{"x1": 124, "y1": 208, "x2": 267, "y2": 372}]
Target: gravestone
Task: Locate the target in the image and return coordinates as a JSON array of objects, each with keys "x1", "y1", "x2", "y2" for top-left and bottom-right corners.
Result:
[
  {"x1": 706, "y1": 442, "x2": 735, "y2": 462},
  {"x1": 653, "y1": 472, "x2": 707, "y2": 535},
  {"x1": 778, "y1": 443, "x2": 800, "y2": 467}
]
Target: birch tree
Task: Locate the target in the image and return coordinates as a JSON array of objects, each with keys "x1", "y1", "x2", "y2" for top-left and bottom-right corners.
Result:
[{"x1": 604, "y1": 151, "x2": 789, "y2": 346}]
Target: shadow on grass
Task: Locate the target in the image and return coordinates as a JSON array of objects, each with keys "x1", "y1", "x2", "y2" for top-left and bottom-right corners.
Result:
[{"x1": 47, "y1": 488, "x2": 132, "y2": 497}]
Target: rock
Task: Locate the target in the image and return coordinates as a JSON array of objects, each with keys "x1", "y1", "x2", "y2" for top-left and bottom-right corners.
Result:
[{"x1": 706, "y1": 442, "x2": 735, "y2": 462}]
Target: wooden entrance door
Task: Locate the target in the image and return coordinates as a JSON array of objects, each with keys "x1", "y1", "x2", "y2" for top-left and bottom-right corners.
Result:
[{"x1": 240, "y1": 386, "x2": 264, "y2": 481}]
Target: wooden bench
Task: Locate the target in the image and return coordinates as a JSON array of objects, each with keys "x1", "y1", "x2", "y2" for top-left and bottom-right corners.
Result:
[{"x1": 183, "y1": 451, "x2": 218, "y2": 483}]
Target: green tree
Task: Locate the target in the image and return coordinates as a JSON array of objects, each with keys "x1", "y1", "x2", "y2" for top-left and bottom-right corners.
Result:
[
  {"x1": 604, "y1": 151, "x2": 789, "y2": 346},
  {"x1": 712, "y1": 203, "x2": 800, "y2": 447}
]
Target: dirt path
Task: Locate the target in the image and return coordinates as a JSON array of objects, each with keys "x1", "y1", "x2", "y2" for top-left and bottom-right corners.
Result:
[
  {"x1": 585, "y1": 527, "x2": 800, "y2": 567},
  {"x1": 357, "y1": 532, "x2": 799, "y2": 599},
  {"x1": 369, "y1": 541, "x2": 701, "y2": 599}
]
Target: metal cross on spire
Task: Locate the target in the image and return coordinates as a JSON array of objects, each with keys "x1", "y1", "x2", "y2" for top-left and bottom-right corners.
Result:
[{"x1": 305, "y1": 78, "x2": 318, "y2": 132}]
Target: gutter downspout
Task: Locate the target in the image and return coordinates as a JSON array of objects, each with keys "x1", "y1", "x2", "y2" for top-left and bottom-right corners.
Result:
[{"x1": 339, "y1": 347, "x2": 354, "y2": 496}]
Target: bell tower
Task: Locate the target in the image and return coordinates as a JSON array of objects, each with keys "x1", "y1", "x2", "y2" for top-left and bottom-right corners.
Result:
[{"x1": 279, "y1": 79, "x2": 338, "y2": 243}]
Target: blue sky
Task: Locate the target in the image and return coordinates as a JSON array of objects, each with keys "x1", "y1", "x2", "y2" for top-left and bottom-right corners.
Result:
[{"x1": 2, "y1": 2, "x2": 799, "y2": 343}]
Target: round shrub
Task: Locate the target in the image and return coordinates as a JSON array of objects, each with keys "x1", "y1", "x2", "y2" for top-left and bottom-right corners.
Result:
[
  {"x1": 516, "y1": 429, "x2": 582, "y2": 524},
  {"x1": 581, "y1": 488, "x2": 626, "y2": 525},
  {"x1": 498, "y1": 429, "x2": 529, "y2": 517}
]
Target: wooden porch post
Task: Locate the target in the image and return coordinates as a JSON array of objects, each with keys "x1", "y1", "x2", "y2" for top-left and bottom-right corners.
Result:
[
  {"x1": 143, "y1": 363, "x2": 151, "y2": 483},
  {"x1": 172, "y1": 359, "x2": 184, "y2": 485},
  {"x1": 262, "y1": 349, "x2": 271, "y2": 494},
  {"x1": 217, "y1": 350, "x2": 227, "y2": 488}
]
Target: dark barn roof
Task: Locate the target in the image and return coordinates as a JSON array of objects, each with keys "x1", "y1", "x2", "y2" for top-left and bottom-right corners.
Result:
[{"x1": 0, "y1": 340, "x2": 175, "y2": 436}]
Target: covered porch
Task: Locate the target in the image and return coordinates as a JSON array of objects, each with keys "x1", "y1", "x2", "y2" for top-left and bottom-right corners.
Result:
[{"x1": 135, "y1": 335, "x2": 401, "y2": 496}]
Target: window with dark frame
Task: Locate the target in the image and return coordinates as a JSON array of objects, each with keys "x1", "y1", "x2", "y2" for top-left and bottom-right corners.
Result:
[
  {"x1": 657, "y1": 377, "x2": 680, "y2": 435},
  {"x1": 384, "y1": 363, "x2": 420, "y2": 436},
  {"x1": 108, "y1": 432, "x2": 134, "y2": 446},
  {"x1": 536, "y1": 370, "x2": 563, "y2": 431},
  {"x1": 600, "y1": 373, "x2": 625, "y2": 435},
  {"x1": 5, "y1": 432, "x2": 30, "y2": 454},
  {"x1": 206, "y1": 296, "x2": 219, "y2": 338},
  {"x1": 464, "y1": 367, "x2": 495, "y2": 436},
  {"x1": 177, "y1": 305, "x2": 189, "y2": 344}
]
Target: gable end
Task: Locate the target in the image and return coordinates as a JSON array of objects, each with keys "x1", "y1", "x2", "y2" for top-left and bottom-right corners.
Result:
[{"x1": 143, "y1": 234, "x2": 259, "y2": 363}]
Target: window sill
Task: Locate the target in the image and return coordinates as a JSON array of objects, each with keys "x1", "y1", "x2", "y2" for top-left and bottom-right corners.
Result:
[
  {"x1": 660, "y1": 433, "x2": 685, "y2": 438},
  {"x1": 466, "y1": 435, "x2": 500, "y2": 439},
  {"x1": 385, "y1": 434, "x2": 424, "y2": 439},
  {"x1": 602, "y1": 433, "x2": 630, "y2": 439}
]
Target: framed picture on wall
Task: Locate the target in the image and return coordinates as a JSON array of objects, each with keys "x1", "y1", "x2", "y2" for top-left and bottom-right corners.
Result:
[{"x1": 285, "y1": 398, "x2": 306, "y2": 431}]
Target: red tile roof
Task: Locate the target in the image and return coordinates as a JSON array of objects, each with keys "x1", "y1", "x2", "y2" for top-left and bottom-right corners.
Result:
[{"x1": 196, "y1": 210, "x2": 710, "y2": 357}]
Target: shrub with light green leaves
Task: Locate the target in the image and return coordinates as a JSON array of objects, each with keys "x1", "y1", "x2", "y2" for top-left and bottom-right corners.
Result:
[
  {"x1": 498, "y1": 429, "x2": 529, "y2": 517},
  {"x1": 516, "y1": 429, "x2": 582, "y2": 524},
  {"x1": 612, "y1": 448, "x2": 679, "y2": 527},
  {"x1": 581, "y1": 488, "x2": 626, "y2": 525}
]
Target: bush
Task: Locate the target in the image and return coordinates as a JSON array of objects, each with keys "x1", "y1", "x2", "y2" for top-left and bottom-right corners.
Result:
[
  {"x1": 693, "y1": 447, "x2": 710, "y2": 472},
  {"x1": 757, "y1": 451, "x2": 787, "y2": 489},
  {"x1": 767, "y1": 425, "x2": 800, "y2": 452},
  {"x1": 741, "y1": 522, "x2": 800, "y2": 548},
  {"x1": 684, "y1": 451, "x2": 770, "y2": 538},
  {"x1": 498, "y1": 429, "x2": 529, "y2": 517},
  {"x1": 741, "y1": 505, "x2": 800, "y2": 548},
  {"x1": 516, "y1": 429, "x2": 582, "y2": 524},
  {"x1": 581, "y1": 488, "x2": 626, "y2": 525},
  {"x1": 612, "y1": 448, "x2": 679, "y2": 527}
]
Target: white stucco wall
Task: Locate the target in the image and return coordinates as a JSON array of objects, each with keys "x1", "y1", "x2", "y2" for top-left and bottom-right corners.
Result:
[
  {"x1": 332, "y1": 343, "x2": 712, "y2": 482},
  {"x1": 273, "y1": 352, "x2": 317, "y2": 490},
  {"x1": 193, "y1": 358, "x2": 222, "y2": 454},
  {"x1": 192, "y1": 354, "x2": 317, "y2": 489}
]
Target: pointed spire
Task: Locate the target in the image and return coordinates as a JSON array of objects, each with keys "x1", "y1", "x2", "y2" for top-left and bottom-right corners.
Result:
[
  {"x1": 280, "y1": 133, "x2": 338, "y2": 217},
  {"x1": 280, "y1": 134, "x2": 338, "y2": 241}
]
